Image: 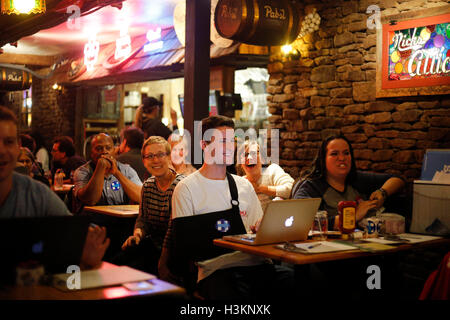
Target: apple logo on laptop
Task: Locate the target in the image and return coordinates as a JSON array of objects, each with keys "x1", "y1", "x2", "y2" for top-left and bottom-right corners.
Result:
[{"x1": 285, "y1": 216, "x2": 294, "y2": 227}]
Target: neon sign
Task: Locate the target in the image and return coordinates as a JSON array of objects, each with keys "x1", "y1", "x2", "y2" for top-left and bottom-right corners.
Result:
[
  {"x1": 115, "y1": 28, "x2": 132, "y2": 60},
  {"x1": 144, "y1": 28, "x2": 163, "y2": 52},
  {"x1": 84, "y1": 33, "x2": 99, "y2": 71}
]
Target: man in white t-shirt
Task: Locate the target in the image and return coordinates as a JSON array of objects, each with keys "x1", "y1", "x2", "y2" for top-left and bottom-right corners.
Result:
[{"x1": 159, "y1": 115, "x2": 293, "y2": 300}]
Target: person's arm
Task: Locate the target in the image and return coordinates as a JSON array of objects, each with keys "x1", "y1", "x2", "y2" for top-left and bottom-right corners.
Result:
[
  {"x1": 134, "y1": 105, "x2": 143, "y2": 129},
  {"x1": 75, "y1": 160, "x2": 110, "y2": 205},
  {"x1": 122, "y1": 227, "x2": 143, "y2": 250},
  {"x1": 170, "y1": 108, "x2": 178, "y2": 130},
  {"x1": 369, "y1": 177, "x2": 405, "y2": 209},
  {"x1": 80, "y1": 225, "x2": 110, "y2": 270},
  {"x1": 241, "y1": 178, "x2": 264, "y2": 233},
  {"x1": 255, "y1": 164, "x2": 294, "y2": 199},
  {"x1": 123, "y1": 184, "x2": 146, "y2": 250},
  {"x1": 109, "y1": 159, "x2": 142, "y2": 203}
]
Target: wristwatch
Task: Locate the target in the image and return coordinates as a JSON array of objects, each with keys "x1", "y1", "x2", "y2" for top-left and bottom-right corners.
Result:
[{"x1": 377, "y1": 188, "x2": 388, "y2": 200}]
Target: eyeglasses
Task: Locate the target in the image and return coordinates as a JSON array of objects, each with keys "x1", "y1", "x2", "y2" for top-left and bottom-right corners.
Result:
[{"x1": 143, "y1": 152, "x2": 168, "y2": 160}]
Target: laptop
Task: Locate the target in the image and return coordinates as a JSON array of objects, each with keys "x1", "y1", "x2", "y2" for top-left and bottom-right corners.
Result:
[
  {"x1": 171, "y1": 209, "x2": 247, "y2": 263},
  {"x1": 0, "y1": 215, "x2": 90, "y2": 285},
  {"x1": 223, "y1": 198, "x2": 321, "y2": 245}
]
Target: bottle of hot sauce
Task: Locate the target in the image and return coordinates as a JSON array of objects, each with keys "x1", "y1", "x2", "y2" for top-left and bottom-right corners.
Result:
[{"x1": 338, "y1": 201, "x2": 356, "y2": 234}]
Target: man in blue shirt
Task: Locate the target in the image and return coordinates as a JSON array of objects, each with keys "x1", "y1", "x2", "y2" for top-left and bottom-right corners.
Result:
[{"x1": 73, "y1": 133, "x2": 142, "y2": 211}]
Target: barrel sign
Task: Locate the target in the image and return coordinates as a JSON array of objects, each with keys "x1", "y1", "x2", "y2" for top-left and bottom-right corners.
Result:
[
  {"x1": 0, "y1": 67, "x2": 32, "y2": 91},
  {"x1": 214, "y1": 0, "x2": 301, "y2": 46}
]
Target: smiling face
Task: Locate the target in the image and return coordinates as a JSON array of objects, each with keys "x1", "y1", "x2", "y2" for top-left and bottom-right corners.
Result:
[
  {"x1": 142, "y1": 143, "x2": 171, "y2": 178},
  {"x1": 170, "y1": 140, "x2": 186, "y2": 166},
  {"x1": 0, "y1": 120, "x2": 20, "y2": 183},
  {"x1": 241, "y1": 142, "x2": 262, "y2": 178},
  {"x1": 325, "y1": 138, "x2": 352, "y2": 182},
  {"x1": 203, "y1": 126, "x2": 235, "y2": 166}
]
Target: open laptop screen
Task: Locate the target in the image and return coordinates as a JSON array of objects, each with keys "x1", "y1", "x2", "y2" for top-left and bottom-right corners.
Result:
[{"x1": 0, "y1": 215, "x2": 90, "y2": 285}]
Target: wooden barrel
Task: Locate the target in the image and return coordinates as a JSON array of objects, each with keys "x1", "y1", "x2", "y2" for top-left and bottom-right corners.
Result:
[
  {"x1": 0, "y1": 67, "x2": 32, "y2": 91},
  {"x1": 214, "y1": 0, "x2": 301, "y2": 46}
]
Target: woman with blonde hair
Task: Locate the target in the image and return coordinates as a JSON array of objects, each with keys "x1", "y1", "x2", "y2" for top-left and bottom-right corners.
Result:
[
  {"x1": 167, "y1": 133, "x2": 196, "y2": 176},
  {"x1": 116, "y1": 136, "x2": 185, "y2": 275},
  {"x1": 236, "y1": 140, "x2": 294, "y2": 212}
]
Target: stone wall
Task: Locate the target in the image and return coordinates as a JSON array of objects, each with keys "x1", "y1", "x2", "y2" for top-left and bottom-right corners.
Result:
[
  {"x1": 30, "y1": 75, "x2": 77, "y2": 150},
  {"x1": 0, "y1": 91, "x2": 23, "y2": 130},
  {"x1": 267, "y1": 0, "x2": 450, "y2": 184}
]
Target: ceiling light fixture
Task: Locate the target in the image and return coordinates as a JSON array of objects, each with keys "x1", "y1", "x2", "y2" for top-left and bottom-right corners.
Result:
[{"x1": 1, "y1": 0, "x2": 46, "y2": 15}]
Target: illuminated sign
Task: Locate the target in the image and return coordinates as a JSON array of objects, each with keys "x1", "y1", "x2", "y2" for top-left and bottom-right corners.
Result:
[
  {"x1": 84, "y1": 34, "x2": 99, "y2": 71},
  {"x1": 115, "y1": 28, "x2": 132, "y2": 60},
  {"x1": 382, "y1": 13, "x2": 449, "y2": 89},
  {"x1": 144, "y1": 28, "x2": 164, "y2": 52}
]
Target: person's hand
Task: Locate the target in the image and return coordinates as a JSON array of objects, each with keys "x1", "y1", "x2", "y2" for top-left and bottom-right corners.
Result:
[
  {"x1": 122, "y1": 234, "x2": 142, "y2": 250},
  {"x1": 80, "y1": 225, "x2": 110, "y2": 270},
  {"x1": 250, "y1": 219, "x2": 261, "y2": 233},
  {"x1": 97, "y1": 157, "x2": 112, "y2": 174},
  {"x1": 100, "y1": 154, "x2": 118, "y2": 175},
  {"x1": 356, "y1": 200, "x2": 378, "y2": 221},
  {"x1": 170, "y1": 108, "x2": 177, "y2": 125},
  {"x1": 369, "y1": 189, "x2": 386, "y2": 209}
]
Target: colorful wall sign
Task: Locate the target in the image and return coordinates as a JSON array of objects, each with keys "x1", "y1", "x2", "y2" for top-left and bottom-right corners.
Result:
[{"x1": 382, "y1": 13, "x2": 450, "y2": 89}]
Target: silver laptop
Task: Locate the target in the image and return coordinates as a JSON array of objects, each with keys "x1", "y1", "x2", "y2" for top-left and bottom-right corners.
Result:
[{"x1": 223, "y1": 198, "x2": 321, "y2": 245}]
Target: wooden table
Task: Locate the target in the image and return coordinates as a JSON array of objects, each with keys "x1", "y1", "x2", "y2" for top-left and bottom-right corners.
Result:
[
  {"x1": 84, "y1": 205, "x2": 139, "y2": 218},
  {"x1": 214, "y1": 237, "x2": 450, "y2": 299},
  {"x1": 51, "y1": 184, "x2": 74, "y2": 194},
  {"x1": 0, "y1": 262, "x2": 186, "y2": 300},
  {"x1": 213, "y1": 237, "x2": 450, "y2": 265}
]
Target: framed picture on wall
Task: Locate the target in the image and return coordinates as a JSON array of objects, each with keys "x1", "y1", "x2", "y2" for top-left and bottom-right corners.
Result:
[{"x1": 376, "y1": 6, "x2": 450, "y2": 97}]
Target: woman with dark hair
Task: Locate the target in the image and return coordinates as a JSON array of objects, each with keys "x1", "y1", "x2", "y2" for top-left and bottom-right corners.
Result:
[{"x1": 291, "y1": 135, "x2": 405, "y2": 230}]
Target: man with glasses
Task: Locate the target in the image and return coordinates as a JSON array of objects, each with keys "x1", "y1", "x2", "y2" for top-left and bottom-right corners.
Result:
[
  {"x1": 73, "y1": 133, "x2": 142, "y2": 212},
  {"x1": 51, "y1": 136, "x2": 86, "y2": 183}
]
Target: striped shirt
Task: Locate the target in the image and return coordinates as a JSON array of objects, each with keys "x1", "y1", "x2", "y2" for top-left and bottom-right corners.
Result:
[{"x1": 135, "y1": 171, "x2": 184, "y2": 250}]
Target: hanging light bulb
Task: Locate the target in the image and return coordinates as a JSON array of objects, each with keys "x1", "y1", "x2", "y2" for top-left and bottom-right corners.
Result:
[
  {"x1": 1, "y1": 0, "x2": 46, "y2": 15},
  {"x1": 281, "y1": 44, "x2": 293, "y2": 55}
]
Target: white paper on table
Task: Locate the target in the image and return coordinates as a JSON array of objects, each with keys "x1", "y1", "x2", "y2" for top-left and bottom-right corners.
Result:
[
  {"x1": 277, "y1": 241, "x2": 358, "y2": 254},
  {"x1": 394, "y1": 233, "x2": 442, "y2": 243},
  {"x1": 361, "y1": 238, "x2": 400, "y2": 245},
  {"x1": 362, "y1": 233, "x2": 442, "y2": 244}
]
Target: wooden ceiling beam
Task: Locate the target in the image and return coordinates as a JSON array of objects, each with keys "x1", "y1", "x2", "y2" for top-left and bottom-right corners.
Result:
[{"x1": 0, "y1": 53, "x2": 56, "y2": 66}]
